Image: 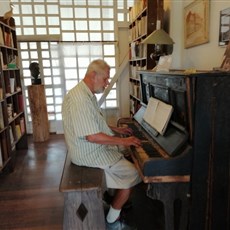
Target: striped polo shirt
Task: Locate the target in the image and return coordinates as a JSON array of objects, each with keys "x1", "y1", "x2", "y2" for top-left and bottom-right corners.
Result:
[{"x1": 62, "y1": 80, "x2": 122, "y2": 167}]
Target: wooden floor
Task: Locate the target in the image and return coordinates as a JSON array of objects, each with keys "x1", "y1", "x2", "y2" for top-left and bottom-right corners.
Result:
[
  {"x1": 0, "y1": 134, "x2": 66, "y2": 230},
  {"x1": 0, "y1": 134, "x2": 164, "y2": 230}
]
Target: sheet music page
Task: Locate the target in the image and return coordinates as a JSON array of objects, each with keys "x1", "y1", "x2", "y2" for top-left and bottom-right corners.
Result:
[
  {"x1": 143, "y1": 97, "x2": 158, "y2": 124},
  {"x1": 143, "y1": 97, "x2": 173, "y2": 135}
]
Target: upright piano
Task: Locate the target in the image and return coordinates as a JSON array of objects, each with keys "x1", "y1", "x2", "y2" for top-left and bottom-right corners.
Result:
[{"x1": 118, "y1": 70, "x2": 230, "y2": 230}]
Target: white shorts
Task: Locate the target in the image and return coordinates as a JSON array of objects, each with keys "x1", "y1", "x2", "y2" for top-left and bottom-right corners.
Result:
[{"x1": 99, "y1": 156, "x2": 142, "y2": 189}]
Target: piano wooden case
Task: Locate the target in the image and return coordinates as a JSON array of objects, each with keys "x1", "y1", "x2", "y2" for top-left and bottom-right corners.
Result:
[{"x1": 118, "y1": 70, "x2": 230, "y2": 230}]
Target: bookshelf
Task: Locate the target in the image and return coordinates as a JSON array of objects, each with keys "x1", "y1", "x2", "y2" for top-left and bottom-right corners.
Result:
[
  {"x1": 0, "y1": 18, "x2": 27, "y2": 172},
  {"x1": 129, "y1": 0, "x2": 164, "y2": 115}
]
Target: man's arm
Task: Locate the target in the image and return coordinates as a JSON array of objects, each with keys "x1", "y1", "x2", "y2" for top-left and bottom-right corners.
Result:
[
  {"x1": 86, "y1": 132, "x2": 141, "y2": 147},
  {"x1": 109, "y1": 125, "x2": 133, "y2": 136}
]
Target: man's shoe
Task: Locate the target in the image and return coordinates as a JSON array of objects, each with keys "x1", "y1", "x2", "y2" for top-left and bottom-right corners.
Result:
[{"x1": 106, "y1": 220, "x2": 137, "y2": 230}]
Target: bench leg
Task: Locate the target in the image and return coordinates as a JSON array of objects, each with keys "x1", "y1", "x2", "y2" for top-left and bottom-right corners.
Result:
[{"x1": 63, "y1": 190, "x2": 106, "y2": 230}]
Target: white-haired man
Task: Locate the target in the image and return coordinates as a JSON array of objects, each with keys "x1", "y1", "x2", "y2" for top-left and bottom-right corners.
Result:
[{"x1": 62, "y1": 59, "x2": 141, "y2": 229}]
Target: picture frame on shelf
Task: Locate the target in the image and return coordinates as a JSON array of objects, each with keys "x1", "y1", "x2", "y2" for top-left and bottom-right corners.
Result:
[
  {"x1": 219, "y1": 7, "x2": 230, "y2": 46},
  {"x1": 220, "y1": 41, "x2": 230, "y2": 71},
  {"x1": 184, "y1": 0, "x2": 209, "y2": 48}
]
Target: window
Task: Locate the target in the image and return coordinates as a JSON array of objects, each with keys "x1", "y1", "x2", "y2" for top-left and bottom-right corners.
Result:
[{"x1": 14, "y1": 0, "x2": 134, "y2": 133}]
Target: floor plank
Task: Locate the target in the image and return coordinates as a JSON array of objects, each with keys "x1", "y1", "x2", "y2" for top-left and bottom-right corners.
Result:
[
  {"x1": 0, "y1": 134, "x2": 164, "y2": 230},
  {"x1": 0, "y1": 134, "x2": 66, "y2": 230}
]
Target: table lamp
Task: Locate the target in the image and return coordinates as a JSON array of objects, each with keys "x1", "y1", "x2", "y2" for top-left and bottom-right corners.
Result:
[{"x1": 142, "y1": 27, "x2": 174, "y2": 63}]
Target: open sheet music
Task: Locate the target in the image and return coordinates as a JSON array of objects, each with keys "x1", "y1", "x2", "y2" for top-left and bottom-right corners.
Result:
[{"x1": 143, "y1": 97, "x2": 173, "y2": 135}]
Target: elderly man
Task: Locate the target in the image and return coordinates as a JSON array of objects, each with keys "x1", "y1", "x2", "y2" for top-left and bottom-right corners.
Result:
[{"x1": 62, "y1": 59, "x2": 141, "y2": 229}]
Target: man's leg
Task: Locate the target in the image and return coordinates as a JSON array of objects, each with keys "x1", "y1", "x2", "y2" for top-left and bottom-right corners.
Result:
[
  {"x1": 106, "y1": 188, "x2": 131, "y2": 223},
  {"x1": 111, "y1": 188, "x2": 131, "y2": 209}
]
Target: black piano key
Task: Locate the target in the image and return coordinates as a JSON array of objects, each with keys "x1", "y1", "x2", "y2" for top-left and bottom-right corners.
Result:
[
  {"x1": 141, "y1": 142, "x2": 162, "y2": 158},
  {"x1": 127, "y1": 123, "x2": 147, "y2": 140}
]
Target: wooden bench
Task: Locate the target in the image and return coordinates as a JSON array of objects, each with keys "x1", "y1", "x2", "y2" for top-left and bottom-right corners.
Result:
[{"x1": 59, "y1": 153, "x2": 106, "y2": 230}]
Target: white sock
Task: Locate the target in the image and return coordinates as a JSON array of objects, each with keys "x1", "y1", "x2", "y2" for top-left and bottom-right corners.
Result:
[{"x1": 106, "y1": 206, "x2": 121, "y2": 223}]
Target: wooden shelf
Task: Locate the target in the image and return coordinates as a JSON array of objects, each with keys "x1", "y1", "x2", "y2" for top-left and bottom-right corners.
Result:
[
  {"x1": 128, "y1": 0, "x2": 164, "y2": 115},
  {"x1": 0, "y1": 18, "x2": 28, "y2": 172}
]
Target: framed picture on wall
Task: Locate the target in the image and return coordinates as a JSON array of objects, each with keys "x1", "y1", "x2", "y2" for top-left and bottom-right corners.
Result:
[
  {"x1": 219, "y1": 7, "x2": 230, "y2": 46},
  {"x1": 184, "y1": 0, "x2": 209, "y2": 48}
]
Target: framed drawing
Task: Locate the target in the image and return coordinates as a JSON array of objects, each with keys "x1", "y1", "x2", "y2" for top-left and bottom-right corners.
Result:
[
  {"x1": 219, "y1": 7, "x2": 230, "y2": 46},
  {"x1": 184, "y1": 0, "x2": 209, "y2": 48}
]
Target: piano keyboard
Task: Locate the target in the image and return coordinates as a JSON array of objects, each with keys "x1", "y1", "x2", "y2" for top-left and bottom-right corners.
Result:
[
  {"x1": 141, "y1": 142, "x2": 162, "y2": 158},
  {"x1": 123, "y1": 121, "x2": 169, "y2": 160},
  {"x1": 123, "y1": 122, "x2": 162, "y2": 158},
  {"x1": 126, "y1": 122, "x2": 147, "y2": 140}
]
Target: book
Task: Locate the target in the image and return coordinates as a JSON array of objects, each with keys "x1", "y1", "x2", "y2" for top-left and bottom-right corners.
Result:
[
  {"x1": 143, "y1": 97, "x2": 173, "y2": 135},
  {"x1": 20, "y1": 118, "x2": 25, "y2": 134},
  {"x1": 0, "y1": 87, "x2": 3, "y2": 100},
  {"x1": 0, "y1": 51, "x2": 4, "y2": 69},
  {"x1": 9, "y1": 126, "x2": 15, "y2": 147},
  {"x1": 18, "y1": 94, "x2": 24, "y2": 111},
  {"x1": 4, "y1": 32, "x2": 11, "y2": 47},
  {"x1": 0, "y1": 145, "x2": 3, "y2": 168},
  {"x1": 0, "y1": 27, "x2": 4, "y2": 45},
  {"x1": 0, "y1": 104, "x2": 4, "y2": 129},
  {"x1": 15, "y1": 124, "x2": 22, "y2": 140},
  {"x1": 10, "y1": 32, "x2": 14, "y2": 47}
]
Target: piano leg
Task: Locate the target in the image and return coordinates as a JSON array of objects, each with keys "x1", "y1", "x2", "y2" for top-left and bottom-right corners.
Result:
[{"x1": 147, "y1": 182, "x2": 190, "y2": 230}]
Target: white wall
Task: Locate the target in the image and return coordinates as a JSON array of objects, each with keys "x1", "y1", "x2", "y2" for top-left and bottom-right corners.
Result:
[
  {"x1": 117, "y1": 22, "x2": 130, "y2": 118},
  {"x1": 0, "y1": 0, "x2": 11, "y2": 16},
  {"x1": 1, "y1": 0, "x2": 228, "y2": 71},
  {"x1": 169, "y1": 0, "x2": 229, "y2": 70}
]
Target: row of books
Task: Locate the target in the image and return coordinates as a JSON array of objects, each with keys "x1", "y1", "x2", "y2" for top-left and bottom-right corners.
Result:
[
  {"x1": 0, "y1": 51, "x2": 6, "y2": 70},
  {"x1": 0, "y1": 51, "x2": 17, "y2": 70},
  {"x1": 130, "y1": 82, "x2": 141, "y2": 99},
  {"x1": 0, "y1": 97, "x2": 24, "y2": 130},
  {"x1": 130, "y1": 64, "x2": 146, "y2": 79},
  {"x1": 0, "y1": 27, "x2": 14, "y2": 47},
  {"x1": 6, "y1": 95, "x2": 24, "y2": 121},
  {"x1": 1, "y1": 116, "x2": 25, "y2": 147},
  {"x1": 129, "y1": 16, "x2": 147, "y2": 40},
  {"x1": 130, "y1": 99, "x2": 141, "y2": 115},
  {"x1": 130, "y1": 42, "x2": 147, "y2": 59},
  {"x1": 129, "y1": 0, "x2": 147, "y2": 22},
  {"x1": 9, "y1": 118, "x2": 26, "y2": 148}
]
